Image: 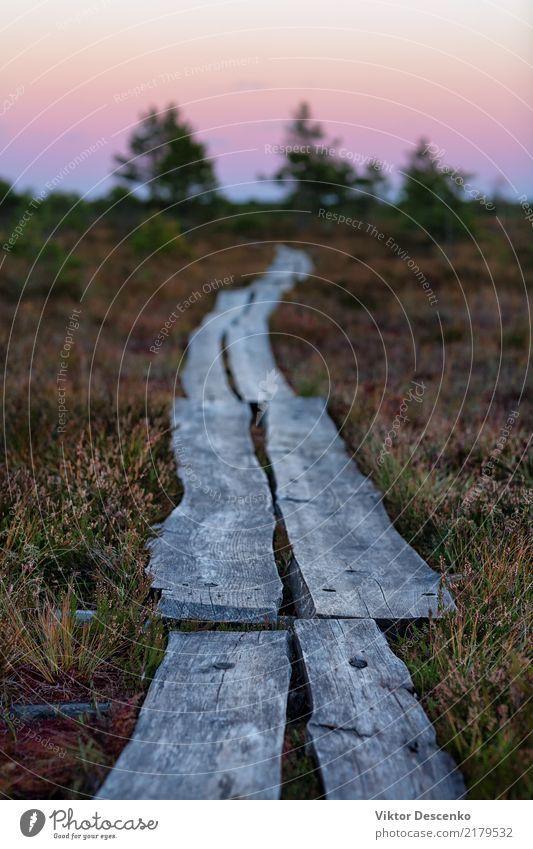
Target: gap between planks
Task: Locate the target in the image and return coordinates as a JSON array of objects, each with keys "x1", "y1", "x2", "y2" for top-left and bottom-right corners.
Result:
[{"x1": 96, "y1": 622, "x2": 464, "y2": 800}]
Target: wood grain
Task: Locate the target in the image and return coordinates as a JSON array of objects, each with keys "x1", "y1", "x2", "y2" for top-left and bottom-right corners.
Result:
[
  {"x1": 181, "y1": 287, "x2": 249, "y2": 401},
  {"x1": 97, "y1": 630, "x2": 291, "y2": 800},
  {"x1": 227, "y1": 246, "x2": 311, "y2": 402},
  {"x1": 149, "y1": 399, "x2": 282, "y2": 622},
  {"x1": 294, "y1": 619, "x2": 464, "y2": 799},
  {"x1": 267, "y1": 397, "x2": 454, "y2": 620}
]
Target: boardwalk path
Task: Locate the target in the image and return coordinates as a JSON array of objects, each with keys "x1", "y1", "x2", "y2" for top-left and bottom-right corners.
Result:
[{"x1": 99, "y1": 247, "x2": 464, "y2": 800}]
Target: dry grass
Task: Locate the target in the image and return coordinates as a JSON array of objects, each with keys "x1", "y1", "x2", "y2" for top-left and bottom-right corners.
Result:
[
  {"x1": 1, "y1": 201, "x2": 530, "y2": 798},
  {"x1": 0, "y1": 696, "x2": 142, "y2": 799}
]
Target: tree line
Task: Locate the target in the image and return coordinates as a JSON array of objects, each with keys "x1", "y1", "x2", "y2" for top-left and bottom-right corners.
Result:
[{"x1": 0, "y1": 100, "x2": 515, "y2": 245}]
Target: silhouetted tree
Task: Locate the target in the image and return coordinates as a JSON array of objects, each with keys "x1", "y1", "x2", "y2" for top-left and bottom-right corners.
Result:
[
  {"x1": 114, "y1": 104, "x2": 217, "y2": 210},
  {"x1": 271, "y1": 102, "x2": 357, "y2": 208},
  {"x1": 400, "y1": 138, "x2": 474, "y2": 241}
]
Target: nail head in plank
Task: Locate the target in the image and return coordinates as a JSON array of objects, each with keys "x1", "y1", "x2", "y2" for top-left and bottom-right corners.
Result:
[{"x1": 294, "y1": 619, "x2": 464, "y2": 800}]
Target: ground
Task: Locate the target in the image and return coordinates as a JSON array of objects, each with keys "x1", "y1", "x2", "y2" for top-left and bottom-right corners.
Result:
[
  {"x1": 0, "y1": 214, "x2": 531, "y2": 798},
  {"x1": 271, "y1": 215, "x2": 532, "y2": 798}
]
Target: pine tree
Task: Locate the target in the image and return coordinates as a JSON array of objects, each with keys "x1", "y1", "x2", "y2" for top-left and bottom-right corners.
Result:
[
  {"x1": 114, "y1": 104, "x2": 217, "y2": 210},
  {"x1": 272, "y1": 102, "x2": 357, "y2": 209},
  {"x1": 401, "y1": 138, "x2": 474, "y2": 241}
]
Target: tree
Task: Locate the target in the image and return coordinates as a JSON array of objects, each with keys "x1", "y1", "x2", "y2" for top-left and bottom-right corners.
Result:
[
  {"x1": 0, "y1": 177, "x2": 22, "y2": 218},
  {"x1": 114, "y1": 104, "x2": 217, "y2": 210},
  {"x1": 400, "y1": 138, "x2": 474, "y2": 241},
  {"x1": 271, "y1": 102, "x2": 357, "y2": 208}
]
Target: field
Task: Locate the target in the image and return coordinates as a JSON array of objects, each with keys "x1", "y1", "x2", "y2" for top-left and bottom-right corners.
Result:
[
  {"x1": 0, "y1": 208, "x2": 531, "y2": 798},
  {"x1": 271, "y1": 214, "x2": 532, "y2": 798},
  {"x1": 0, "y1": 220, "x2": 272, "y2": 797}
]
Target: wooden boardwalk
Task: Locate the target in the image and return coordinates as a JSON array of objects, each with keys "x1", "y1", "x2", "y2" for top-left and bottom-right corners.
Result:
[{"x1": 98, "y1": 246, "x2": 464, "y2": 800}]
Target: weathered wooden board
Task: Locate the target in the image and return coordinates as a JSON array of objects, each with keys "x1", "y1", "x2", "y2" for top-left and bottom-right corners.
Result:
[
  {"x1": 227, "y1": 246, "x2": 311, "y2": 403},
  {"x1": 227, "y1": 287, "x2": 295, "y2": 403},
  {"x1": 267, "y1": 397, "x2": 454, "y2": 620},
  {"x1": 294, "y1": 619, "x2": 464, "y2": 800},
  {"x1": 98, "y1": 246, "x2": 465, "y2": 803},
  {"x1": 181, "y1": 287, "x2": 249, "y2": 401},
  {"x1": 149, "y1": 399, "x2": 282, "y2": 622},
  {"x1": 3, "y1": 702, "x2": 111, "y2": 721},
  {"x1": 98, "y1": 630, "x2": 291, "y2": 800},
  {"x1": 181, "y1": 247, "x2": 310, "y2": 403},
  {"x1": 271, "y1": 245, "x2": 313, "y2": 282}
]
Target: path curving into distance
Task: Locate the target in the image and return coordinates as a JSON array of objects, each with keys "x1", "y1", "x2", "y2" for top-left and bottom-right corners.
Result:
[{"x1": 98, "y1": 246, "x2": 464, "y2": 801}]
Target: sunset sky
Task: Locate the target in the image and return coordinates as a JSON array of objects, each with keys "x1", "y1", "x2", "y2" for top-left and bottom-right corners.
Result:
[{"x1": 2, "y1": 0, "x2": 532, "y2": 200}]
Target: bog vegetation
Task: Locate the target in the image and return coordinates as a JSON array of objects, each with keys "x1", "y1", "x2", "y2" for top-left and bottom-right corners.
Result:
[{"x1": 0, "y1": 102, "x2": 530, "y2": 798}]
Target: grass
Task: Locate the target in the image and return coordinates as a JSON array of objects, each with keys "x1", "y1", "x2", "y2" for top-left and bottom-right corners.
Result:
[
  {"x1": 1, "y1": 202, "x2": 530, "y2": 799},
  {"x1": 0, "y1": 216, "x2": 273, "y2": 797},
  {"x1": 281, "y1": 719, "x2": 323, "y2": 800},
  {"x1": 1, "y1": 697, "x2": 142, "y2": 799},
  {"x1": 271, "y1": 215, "x2": 532, "y2": 798},
  {"x1": 372, "y1": 449, "x2": 531, "y2": 798}
]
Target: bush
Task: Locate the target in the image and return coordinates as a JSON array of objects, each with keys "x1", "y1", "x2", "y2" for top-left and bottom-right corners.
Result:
[{"x1": 129, "y1": 213, "x2": 186, "y2": 257}]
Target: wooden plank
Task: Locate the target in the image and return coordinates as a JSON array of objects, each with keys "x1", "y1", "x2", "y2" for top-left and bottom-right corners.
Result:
[
  {"x1": 227, "y1": 247, "x2": 311, "y2": 402},
  {"x1": 227, "y1": 288, "x2": 295, "y2": 403},
  {"x1": 3, "y1": 702, "x2": 111, "y2": 721},
  {"x1": 294, "y1": 619, "x2": 464, "y2": 800},
  {"x1": 97, "y1": 630, "x2": 291, "y2": 800},
  {"x1": 149, "y1": 399, "x2": 283, "y2": 622},
  {"x1": 181, "y1": 287, "x2": 249, "y2": 401},
  {"x1": 181, "y1": 247, "x2": 310, "y2": 403},
  {"x1": 267, "y1": 397, "x2": 454, "y2": 620},
  {"x1": 270, "y1": 244, "x2": 313, "y2": 281}
]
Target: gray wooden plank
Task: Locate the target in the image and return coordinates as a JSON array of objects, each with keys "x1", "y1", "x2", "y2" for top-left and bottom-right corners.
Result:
[
  {"x1": 181, "y1": 287, "x2": 249, "y2": 401},
  {"x1": 227, "y1": 247, "x2": 311, "y2": 402},
  {"x1": 267, "y1": 397, "x2": 454, "y2": 620},
  {"x1": 226, "y1": 291, "x2": 295, "y2": 403},
  {"x1": 294, "y1": 619, "x2": 464, "y2": 800},
  {"x1": 3, "y1": 702, "x2": 111, "y2": 721},
  {"x1": 149, "y1": 399, "x2": 282, "y2": 622},
  {"x1": 97, "y1": 630, "x2": 291, "y2": 800},
  {"x1": 181, "y1": 246, "x2": 310, "y2": 403}
]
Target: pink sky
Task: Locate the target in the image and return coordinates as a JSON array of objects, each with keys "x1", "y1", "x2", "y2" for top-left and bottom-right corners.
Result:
[{"x1": 2, "y1": 0, "x2": 532, "y2": 200}]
